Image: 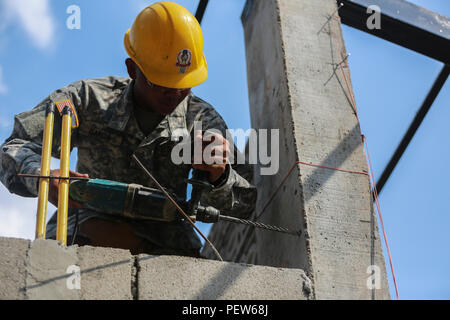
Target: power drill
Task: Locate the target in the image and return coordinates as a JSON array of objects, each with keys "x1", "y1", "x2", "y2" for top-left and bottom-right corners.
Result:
[
  {"x1": 69, "y1": 175, "x2": 301, "y2": 237},
  {"x1": 68, "y1": 172, "x2": 220, "y2": 223}
]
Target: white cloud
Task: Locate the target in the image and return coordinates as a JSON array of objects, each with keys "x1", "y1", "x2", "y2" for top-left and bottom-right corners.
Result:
[
  {"x1": 2, "y1": 0, "x2": 55, "y2": 50},
  {"x1": 0, "y1": 116, "x2": 12, "y2": 131},
  {"x1": 0, "y1": 189, "x2": 37, "y2": 240},
  {"x1": 0, "y1": 65, "x2": 7, "y2": 95}
]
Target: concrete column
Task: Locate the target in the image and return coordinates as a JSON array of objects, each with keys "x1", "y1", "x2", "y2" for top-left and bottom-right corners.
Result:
[{"x1": 204, "y1": 0, "x2": 390, "y2": 299}]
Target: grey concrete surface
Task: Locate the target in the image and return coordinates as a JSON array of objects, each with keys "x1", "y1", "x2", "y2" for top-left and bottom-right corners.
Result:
[
  {"x1": 206, "y1": 0, "x2": 391, "y2": 300},
  {"x1": 0, "y1": 237, "x2": 312, "y2": 300},
  {"x1": 77, "y1": 245, "x2": 133, "y2": 300},
  {"x1": 137, "y1": 255, "x2": 312, "y2": 300},
  {"x1": 25, "y1": 239, "x2": 79, "y2": 300},
  {"x1": 0, "y1": 237, "x2": 29, "y2": 299}
]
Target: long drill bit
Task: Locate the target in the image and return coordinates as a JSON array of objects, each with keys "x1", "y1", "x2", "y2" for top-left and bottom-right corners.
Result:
[{"x1": 219, "y1": 215, "x2": 302, "y2": 237}]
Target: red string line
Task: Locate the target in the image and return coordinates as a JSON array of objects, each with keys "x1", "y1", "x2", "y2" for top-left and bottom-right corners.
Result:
[
  {"x1": 363, "y1": 136, "x2": 400, "y2": 300},
  {"x1": 255, "y1": 161, "x2": 368, "y2": 221},
  {"x1": 335, "y1": 12, "x2": 399, "y2": 299},
  {"x1": 337, "y1": 16, "x2": 399, "y2": 300}
]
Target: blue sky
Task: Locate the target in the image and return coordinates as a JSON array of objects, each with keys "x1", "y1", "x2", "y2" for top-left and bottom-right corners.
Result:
[{"x1": 0, "y1": 0, "x2": 448, "y2": 299}]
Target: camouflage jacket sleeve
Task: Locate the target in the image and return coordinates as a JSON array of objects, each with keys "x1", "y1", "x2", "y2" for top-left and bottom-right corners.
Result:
[
  {"x1": 188, "y1": 96, "x2": 257, "y2": 219},
  {"x1": 0, "y1": 82, "x2": 83, "y2": 197}
]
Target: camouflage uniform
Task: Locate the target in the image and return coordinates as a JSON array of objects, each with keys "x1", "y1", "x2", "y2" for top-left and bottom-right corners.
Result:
[{"x1": 0, "y1": 76, "x2": 257, "y2": 253}]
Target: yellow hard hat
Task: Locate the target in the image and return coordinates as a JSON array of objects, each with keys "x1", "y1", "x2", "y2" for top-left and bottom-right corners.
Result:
[{"x1": 124, "y1": 1, "x2": 208, "y2": 89}]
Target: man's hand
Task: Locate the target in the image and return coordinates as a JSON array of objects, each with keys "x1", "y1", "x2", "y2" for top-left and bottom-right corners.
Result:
[
  {"x1": 192, "y1": 131, "x2": 231, "y2": 183},
  {"x1": 48, "y1": 169, "x2": 89, "y2": 208}
]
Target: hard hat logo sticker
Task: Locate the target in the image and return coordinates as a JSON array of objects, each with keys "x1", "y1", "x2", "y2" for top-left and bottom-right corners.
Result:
[{"x1": 176, "y1": 49, "x2": 192, "y2": 74}]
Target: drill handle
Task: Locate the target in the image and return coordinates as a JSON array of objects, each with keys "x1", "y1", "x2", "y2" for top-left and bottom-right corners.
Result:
[{"x1": 195, "y1": 205, "x2": 220, "y2": 223}]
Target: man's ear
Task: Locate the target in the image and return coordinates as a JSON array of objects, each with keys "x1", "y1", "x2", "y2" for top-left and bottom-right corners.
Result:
[{"x1": 125, "y1": 58, "x2": 137, "y2": 80}]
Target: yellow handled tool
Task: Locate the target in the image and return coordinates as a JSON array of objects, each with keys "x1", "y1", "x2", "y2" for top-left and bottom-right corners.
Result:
[
  {"x1": 56, "y1": 106, "x2": 72, "y2": 246},
  {"x1": 35, "y1": 104, "x2": 56, "y2": 239}
]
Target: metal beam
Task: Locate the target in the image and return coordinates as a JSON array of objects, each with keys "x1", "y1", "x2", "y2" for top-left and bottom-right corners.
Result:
[
  {"x1": 195, "y1": 0, "x2": 209, "y2": 25},
  {"x1": 338, "y1": 0, "x2": 450, "y2": 64},
  {"x1": 375, "y1": 64, "x2": 450, "y2": 196}
]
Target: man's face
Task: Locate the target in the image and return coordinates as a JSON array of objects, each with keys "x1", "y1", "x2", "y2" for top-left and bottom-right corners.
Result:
[{"x1": 133, "y1": 63, "x2": 191, "y2": 115}]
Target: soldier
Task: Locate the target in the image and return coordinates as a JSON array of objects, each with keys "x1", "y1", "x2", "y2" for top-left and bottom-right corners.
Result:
[{"x1": 0, "y1": 1, "x2": 256, "y2": 257}]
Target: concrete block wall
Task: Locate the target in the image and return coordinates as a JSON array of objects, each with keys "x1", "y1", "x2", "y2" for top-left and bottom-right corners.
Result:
[
  {"x1": 204, "y1": 0, "x2": 391, "y2": 300},
  {"x1": 0, "y1": 237, "x2": 312, "y2": 300},
  {"x1": 0, "y1": 237, "x2": 132, "y2": 300}
]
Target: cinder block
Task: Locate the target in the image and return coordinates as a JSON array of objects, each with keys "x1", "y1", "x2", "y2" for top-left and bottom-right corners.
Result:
[
  {"x1": 0, "y1": 237, "x2": 30, "y2": 300},
  {"x1": 137, "y1": 255, "x2": 312, "y2": 300},
  {"x1": 204, "y1": 0, "x2": 392, "y2": 299},
  {"x1": 25, "y1": 239, "x2": 79, "y2": 300},
  {"x1": 77, "y1": 245, "x2": 133, "y2": 300}
]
